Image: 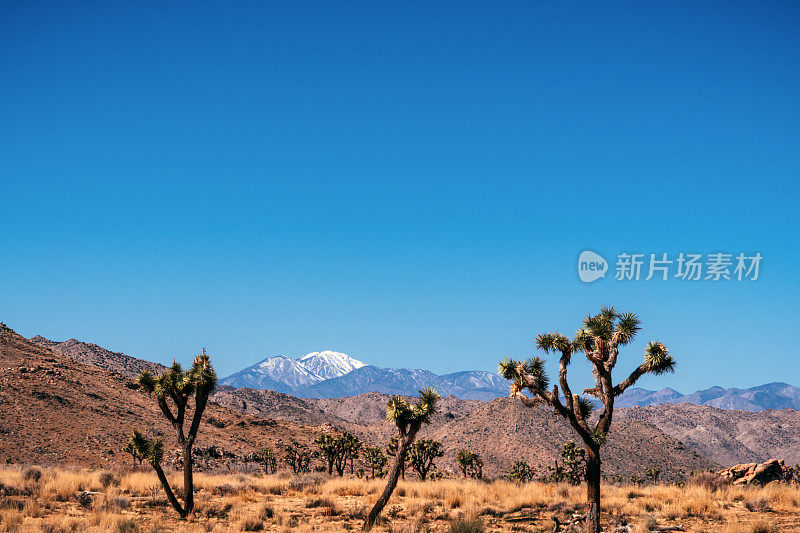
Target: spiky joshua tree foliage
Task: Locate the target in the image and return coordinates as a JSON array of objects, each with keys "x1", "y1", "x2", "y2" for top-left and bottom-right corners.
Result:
[
  {"x1": 498, "y1": 307, "x2": 675, "y2": 533},
  {"x1": 363, "y1": 388, "x2": 439, "y2": 531},
  {"x1": 131, "y1": 349, "x2": 217, "y2": 519}
]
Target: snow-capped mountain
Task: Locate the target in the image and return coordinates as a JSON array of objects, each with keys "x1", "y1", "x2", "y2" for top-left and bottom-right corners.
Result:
[
  {"x1": 222, "y1": 352, "x2": 512, "y2": 400},
  {"x1": 299, "y1": 351, "x2": 366, "y2": 380},
  {"x1": 221, "y1": 351, "x2": 366, "y2": 392}
]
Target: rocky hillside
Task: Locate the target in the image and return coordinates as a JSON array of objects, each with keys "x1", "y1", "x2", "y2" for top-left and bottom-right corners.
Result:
[
  {"x1": 29, "y1": 335, "x2": 166, "y2": 378},
  {"x1": 0, "y1": 324, "x2": 320, "y2": 469},
  {"x1": 616, "y1": 403, "x2": 800, "y2": 466}
]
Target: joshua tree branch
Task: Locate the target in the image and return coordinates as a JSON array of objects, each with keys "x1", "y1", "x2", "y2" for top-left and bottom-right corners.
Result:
[
  {"x1": 612, "y1": 364, "x2": 648, "y2": 397},
  {"x1": 558, "y1": 351, "x2": 575, "y2": 414}
]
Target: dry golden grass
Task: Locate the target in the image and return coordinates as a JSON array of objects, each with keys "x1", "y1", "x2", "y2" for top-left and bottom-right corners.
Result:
[{"x1": 1, "y1": 466, "x2": 799, "y2": 531}]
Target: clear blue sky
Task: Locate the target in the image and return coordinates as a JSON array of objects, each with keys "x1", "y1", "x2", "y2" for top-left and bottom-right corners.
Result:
[{"x1": 1, "y1": 2, "x2": 798, "y2": 393}]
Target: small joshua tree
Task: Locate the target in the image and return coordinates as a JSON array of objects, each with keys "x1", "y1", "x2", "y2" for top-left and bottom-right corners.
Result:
[
  {"x1": 316, "y1": 433, "x2": 341, "y2": 475},
  {"x1": 499, "y1": 307, "x2": 675, "y2": 533},
  {"x1": 123, "y1": 436, "x2": 142, "y2": 467},
  {"x1": 409, "y1": 439, "x2": 443, "y2": 481},
  {"x1": 561, "y1": 441, "x2": 587, "y2": 486},
  {"x1": 363, "y1": 447, "x2": 388, "y2": 479},
  {"x1": 284, "y1": 440, "x2": 312, "y2": 474},
  {"x1": 646, "y1": 467, "x2": 661, "y2": 484},
  {"x1": 507, "y1": 460, "x2": 536, "y2": 483},
  {"x1": 456, "y1": 449, "x2": 483, "y2": 479},
  {"x1": 131, "y1": 349, "x2": 217, "y2": 519},
  {"x1": 256, "y1": 447, "x2": 278, "y2": 475},
  {"x1": 363, "y1": 389, "x2": 439, "y2": 531}
]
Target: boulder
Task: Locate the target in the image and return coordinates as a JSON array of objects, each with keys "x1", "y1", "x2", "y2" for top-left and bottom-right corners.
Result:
[{"x1": 717, "y1": 459, "x2": 793, "y2": 485}]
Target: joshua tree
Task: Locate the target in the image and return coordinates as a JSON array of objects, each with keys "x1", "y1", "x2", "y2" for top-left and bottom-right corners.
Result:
[
  {"x1": 456, "y1": 449, "x2": 483, "y2": 479},
  {"x1": 364, "y1": 389, "x2": 439, "y2": 531},
  {"x1": 409, "y1": 439, "x2": 443, "y2": 481},
  {"x1": 561, "y1": 441, "x2": 587, "y2": 486},
  {"x1": 131, "y1": 350, "x2": 217, "y2": 519},
  {"x1": 499, "y1": 307, "x2": 675, "y2": 533},
  {"x1": 645, "y1": 467, "x2": 661, "y2": 484},
  {"x1": 256, "y1": 447, "x2": 278, "y2": 475},
  {"x1": 386, "y1": 437, "x2": 407, "y2": 480},
  {"x1": 315, "y1": 432, "x2": 361, "y2": 476},
  {"x1": 284, "y1": 440, "x2": 312, "y2": 474},
  {"x1": 123, "y1": 436, "x2": 143, "y2": 467},
  {"x1": 507, "y1": 460, "x2": 536, "y2": 483},
  {"x1": 363, "y1": 447, "x2": 388, "y2": 479},
  {"x1": 340, "y1": 432, "x2": 362, "y2": 475},
  {"x1": 316, "y1": 433, "x2": 341, "y2": 475}
]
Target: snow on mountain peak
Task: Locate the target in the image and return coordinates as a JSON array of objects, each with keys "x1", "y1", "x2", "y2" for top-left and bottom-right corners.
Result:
[{"x1": 299, "y1": 351, "x2": 366, "y2": 380}]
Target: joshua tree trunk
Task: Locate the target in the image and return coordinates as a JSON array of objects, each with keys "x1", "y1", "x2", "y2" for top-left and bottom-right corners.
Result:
[
  {"x1": 585, "y1": 445, "x2": 601, "y2": 533},
  {"x1": 183, "y1": 443, "x2": 195, "y2": 515},
  {"x1": 153, "y1": 462, "x2": 187, "y2": 518},
  {"x1": 364, "y1": 438, "x2": 409, "y2": 530}
]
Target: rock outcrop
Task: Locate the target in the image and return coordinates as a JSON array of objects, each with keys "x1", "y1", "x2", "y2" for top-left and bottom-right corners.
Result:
[{"x1": 717, "y1": 459, "x2": 794, "y2": 485}]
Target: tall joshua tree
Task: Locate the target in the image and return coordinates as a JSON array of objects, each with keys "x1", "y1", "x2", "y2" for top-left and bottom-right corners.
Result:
[
  {"x1": 363, "y1": 388, "x2": 439, "y2": 531},
  {"x1": 132, "y1": 349, "x2": 217, "y2": 519},
  {"x1": 498, "y1": 307, "x2": 675, "y2": 533}
]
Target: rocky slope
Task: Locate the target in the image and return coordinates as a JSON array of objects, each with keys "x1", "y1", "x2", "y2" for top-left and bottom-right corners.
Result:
[
  {"x1": 1, "y1": 324, "x2": 320, "y2": 469},
  {"x1": 29, "y1": 335, "x2": 166, "y2": 378}
]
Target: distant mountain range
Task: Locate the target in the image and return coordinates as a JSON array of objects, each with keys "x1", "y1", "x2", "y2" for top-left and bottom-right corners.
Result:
[
  {"x1": 220, "y1": 352, "x2": 510, "y2": 401},
  {"x1": 26, "y1": 335, "x2": 800, "y2": 410},
  {"x1": 616, "y1": 383, "x2": 800, "y2": 411}
]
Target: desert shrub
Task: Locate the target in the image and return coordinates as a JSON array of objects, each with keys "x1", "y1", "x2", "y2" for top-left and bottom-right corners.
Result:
[
  {"x1": 744, "y1": 498, "x2": 771, "y2": 512},
  {"x1": 688, "y1": 471, "x2": 727, "y2": 491},
  {"x1": 212, "y1": 483, "x2": 239, "y2": 496},
  {"x1": 750, "y1": 522, "x2": 778, "y2": 533},
  {"x1": 99, "y1": 472, "x2": 120, "y2": 488},
  {"x1": 22, "y1": 468, "x2": 42, "y2": 483},
  {"x1": 240, "y1": 518, "x2": 265, "y2": 531},
  {"x1": 348, "y1": 505, "x2": 367, "y2": 520},
  {"x1": 447, "y1": 493, "x2": 462, "y2": 509},
  {"x1": 116, "y1": 519, "x2": 140, "y2": 533},
  {"x1": 258, "y1": 505, "x2": 274, "y2": 520},
  {"x1": 448, "y1": 516, "x2": 485, "y2": 533},
  {"x1": 77, "y1": 491, "x2": 93, "y2": 509},
  {"x1": 306, "y1": 497, "x2": 335, "y2": 509},
  {"x1": 205, "y1": 502, "x2": 233, "y2": 518},
  {"x1": 387, "y1": 504, "x2": 402, "y2": 518},
  {"x1": 0, "y1": 499, "x2": 24, "y2": 511}
]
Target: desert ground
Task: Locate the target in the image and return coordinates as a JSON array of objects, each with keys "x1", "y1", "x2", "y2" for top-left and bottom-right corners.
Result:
[{"x1": 0, "y1": 466, "x2": 797, "y2": 532}]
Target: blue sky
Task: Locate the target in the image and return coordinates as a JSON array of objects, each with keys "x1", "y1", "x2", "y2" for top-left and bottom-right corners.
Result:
[{"x1": 1, "y1": 2, "x2": 798, "y2": 393}]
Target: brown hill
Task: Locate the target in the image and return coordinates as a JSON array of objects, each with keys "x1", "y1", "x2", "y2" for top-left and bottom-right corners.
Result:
[
  {"x1": 29, "y1": 335, "x2": 167, "y2": 378},
  {"x1": 0, "y1": 324, "x2": 318, "y2": 469},
  {"x1": 616, "y1": 403, "x2": 800, "y2": 466}
]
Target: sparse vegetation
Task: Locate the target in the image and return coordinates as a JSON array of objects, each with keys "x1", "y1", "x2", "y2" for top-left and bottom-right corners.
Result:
[
  {"x1": 1, "y1": 466, "x2": 797, "y2": 532},
  {"x1": 499, "y1": 307, "x2": 676, "y2": 532}
]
